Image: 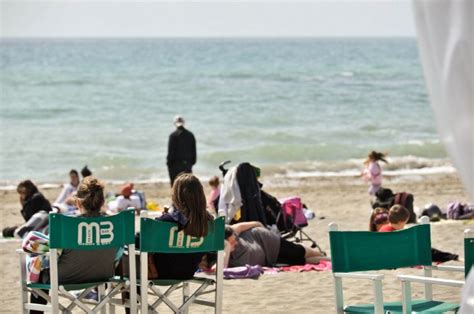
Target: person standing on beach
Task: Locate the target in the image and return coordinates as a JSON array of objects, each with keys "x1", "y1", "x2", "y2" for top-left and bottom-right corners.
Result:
[
  {"x1": 167, "y1": 115, "x2": 196, "y2": 186},
  {"x1": 361, "y1": 151, "x2": 388, "y2": 196}
]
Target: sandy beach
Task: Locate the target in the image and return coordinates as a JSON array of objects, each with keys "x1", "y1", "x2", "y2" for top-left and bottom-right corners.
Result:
[{"x1": 0, "y1": 172, "x2": 471, "y2": 313}]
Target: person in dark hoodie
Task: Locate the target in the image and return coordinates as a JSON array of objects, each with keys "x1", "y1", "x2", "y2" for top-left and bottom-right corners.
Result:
[
  {"x1": 166, "y1": 115, "x2": 196, "y2": 186},
  {"x1": 2, "y1": 180, "x2": 52, "y2": 237}
]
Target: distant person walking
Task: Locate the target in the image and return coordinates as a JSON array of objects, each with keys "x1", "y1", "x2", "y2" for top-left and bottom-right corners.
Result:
[
  {"x1": 362, "y1": 151, "x2": 388, "y2": 196},
  {"x1": 167, "y1": 116, "x2": 196, "y2": 186}
]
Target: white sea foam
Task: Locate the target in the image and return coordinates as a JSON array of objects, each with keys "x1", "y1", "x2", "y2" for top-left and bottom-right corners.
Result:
[{"x1": 340, "y1": 71, "x2": 354, "y2": 77}]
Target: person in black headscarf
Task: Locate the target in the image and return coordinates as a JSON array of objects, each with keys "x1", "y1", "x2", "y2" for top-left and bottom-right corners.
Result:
[
  {"x1": 166, "y1": 116, "x2": 196, "y2": 186},
  {"x1": 236, "y1": 162, "x2": 267, "y2": 225}
]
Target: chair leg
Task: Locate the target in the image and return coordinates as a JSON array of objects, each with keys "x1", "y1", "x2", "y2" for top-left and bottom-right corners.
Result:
[
  {"x1": 423, "y1": 267, "x2": 433, "y2": 300},
  {"x1": 373, "y1": 279, "x2": 384, "y2": 314},
  {"x1": 19, "y1": 254, "x2": 28, "y2": 314},
  {"x1": 182, "y1": 282, "x2": 190, "y2": 314},
  {"x1": 98, "y1": 284, "x2": 106, "y2": 314},
  {"x1": 107, "y1": 283, "x2": 116, "y2": 314},
  {"x1": 401, "y1": 280, "x2": 412, "y2": 314},
  {"x1": 334, "y1": 277, "x2": 344, "y2": 314}
]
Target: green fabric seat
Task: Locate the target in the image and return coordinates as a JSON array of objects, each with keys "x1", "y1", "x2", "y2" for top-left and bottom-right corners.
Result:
[
  {"x1": 27, "y1": 281, "x2": 105, "y2": 291},
  {"x1": 139, "y1": 213, "x2": 225, "y2": 313},
  {"x1": 345, "y1": 299, "x2": 459, "y2": 314}
]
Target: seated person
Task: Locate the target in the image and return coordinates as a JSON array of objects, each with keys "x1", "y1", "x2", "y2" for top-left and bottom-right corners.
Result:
[
  {"x1": 107, "y1": 183, "x2": 145, "y2": 215},
  {"x1": 150, "y1": 174, "x2": 213, "y2": 279},
  {"x1": 224, "y1": 221, "x2": 329, "y2": 268},
  {"x1": 53, "y1": 169, "x2": 80, "y2": 213},
  {"x1": 2, "y1": 180, "x2": 52, "y2": 238},
  {"x1": 379, "y1": 204, "x2": 410, "y2": 232},
  {"x1": 123, "y1": 174, "x2": 213, "y2": 280},
  {"x1": 369, "y1": 207, "x2": 389, "y2": 232},
  {"x1": 31, "y1": 177, "x2": 118, "y2": 309},
  {"x1": 377, "y1": 205, "x2": 459, "y2": 262},
  {"x1": 81, "y1": 165, "x2": 92, "y2": 179},
  {"x1": 116, "y1": 183, "x2": 141, "y2": 213},
  {"x1": 121, "y1": 174, "x2": 213, "y2": 312}
]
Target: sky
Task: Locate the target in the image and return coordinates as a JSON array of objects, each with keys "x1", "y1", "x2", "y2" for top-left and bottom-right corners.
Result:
[{"x1": 1, "y1": 0, "x2": 416, "y2": 38}]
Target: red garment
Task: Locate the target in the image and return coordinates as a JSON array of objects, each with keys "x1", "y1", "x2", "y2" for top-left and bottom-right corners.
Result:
[{"x1": 379, "y1": 225, "x2": 396, "y2": 232}]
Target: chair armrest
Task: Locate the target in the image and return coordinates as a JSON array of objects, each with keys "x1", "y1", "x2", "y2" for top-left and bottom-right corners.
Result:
[
  {"x1": 16, "y1": 249, "x2": 50, "y2": 256},
  {"x1": 425, "y1": 265, "x2": 464, "y2": 273},
  {"x1": 398, "y1": 275, "x2": 464, "y2": 287},
  {"x1": 334, "y1": 272, "x2": 384, "y2": 280}
]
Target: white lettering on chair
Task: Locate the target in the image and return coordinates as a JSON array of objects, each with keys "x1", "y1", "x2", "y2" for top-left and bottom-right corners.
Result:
[
  {"x1": 100, "y1": 221, "x2": 114, "y2": 244},
  {"x1": 168, "y1": 227, "x2": 204, "y2": 248},
  {"x1": 78, "y1": 221, "x2": 114, "y2": 245}
]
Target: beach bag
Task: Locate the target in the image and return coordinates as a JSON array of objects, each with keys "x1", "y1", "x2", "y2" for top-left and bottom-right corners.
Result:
[
  {"x1": 447, "y1": 202, "x2": 463, "y2": 220},
  {"x1": 393, "y1": 192, "x2": 416, "y2": 223},
  {"x1": 421, "y1": 204, "x2": 443, "y2": 222},
  {"x1": 447, "y1": 202, "x2": 473, "y2": 220},
  {"x1": 280, "y1": 197, "x2": 308, "y2": 228}
]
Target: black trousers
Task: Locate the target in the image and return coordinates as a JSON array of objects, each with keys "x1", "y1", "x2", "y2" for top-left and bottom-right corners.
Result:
[{"x1": 168, "y1": 164, "x2": 192, "y2": 186}]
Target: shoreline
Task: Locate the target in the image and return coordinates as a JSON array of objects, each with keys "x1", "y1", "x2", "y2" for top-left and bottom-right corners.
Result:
[{"x1": 0, "y1": 156, "x2": 457, "y2": 191}]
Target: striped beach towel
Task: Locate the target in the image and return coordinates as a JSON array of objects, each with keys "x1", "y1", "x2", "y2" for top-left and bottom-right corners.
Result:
[{"x1": 22, "y1": 231, "x2": 61, "y2": 283}]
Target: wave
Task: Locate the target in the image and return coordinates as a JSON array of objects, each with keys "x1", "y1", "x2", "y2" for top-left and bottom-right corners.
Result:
[
  {"x1": 339, "y1": 71, "x2": 354, "y2": 77},
  {"x1": 0, "y1": 156, "x2": 456, "y2": 190}
]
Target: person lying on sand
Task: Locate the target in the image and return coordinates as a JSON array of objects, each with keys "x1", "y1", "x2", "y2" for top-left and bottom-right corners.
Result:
[{"x1": 223, "y1": 221, "x2": 329, "y2": 268}]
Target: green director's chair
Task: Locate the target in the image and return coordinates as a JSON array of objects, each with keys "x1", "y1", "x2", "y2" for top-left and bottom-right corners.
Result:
[
  {"x1": 139, "y1": 211, "x2": 225, "y2": 314},
  {"x1": 398, "y1": 228, "x2": 473, "y2": 314},
  {"x1": 18, "y1": 209, "x2": 137, "y2": 313},
  {"x1": 329, "y1": 217, "x2": 463, "y2": 314}
]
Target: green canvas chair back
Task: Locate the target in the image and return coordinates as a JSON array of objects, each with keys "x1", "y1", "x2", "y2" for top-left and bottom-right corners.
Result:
[
  {"x1": 49, "y1": 209, "x2": 136, "y2": 249},
  {"x1": 465, "y1": 229, "x2": 474, "y2": 277},
  {"x1": 330, "y1": 224, "x2": 432, "y2": 273},
  {"x1": 140, "y1": 216, "x2": 225, "y2": 253}
]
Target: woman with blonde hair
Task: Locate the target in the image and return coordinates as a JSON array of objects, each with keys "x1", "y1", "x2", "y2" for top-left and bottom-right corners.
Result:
[{"x1": 30, "y1": 177, "x2": 117, "y2": 313}]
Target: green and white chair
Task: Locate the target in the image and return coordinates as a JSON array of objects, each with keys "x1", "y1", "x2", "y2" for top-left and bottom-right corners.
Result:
[
  {"x1": 329, "y1": 217, "x2": 463, "y2": 314},
  {"x1": 18, "y1": 209, "x2": 137, "y2": 313},
  {"x1": 464, "y1": 229, "x2": 474, "y2": 277},
  {"x1": 398, "y1": 228, "x2": 473, "y2": 314},
  {"x1": 139, "y1": 211, "x2": 225, "y2": 314}
]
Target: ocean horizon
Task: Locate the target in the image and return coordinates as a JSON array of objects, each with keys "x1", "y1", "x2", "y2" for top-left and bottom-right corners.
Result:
[{"x1": 0, "y1": 37, "x2": 451, "y2": 186}]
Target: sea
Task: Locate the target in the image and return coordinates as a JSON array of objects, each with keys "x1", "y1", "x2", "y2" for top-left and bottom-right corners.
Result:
[{"x1": 0, "y1": 38, "x2": 454, "y2": 188}]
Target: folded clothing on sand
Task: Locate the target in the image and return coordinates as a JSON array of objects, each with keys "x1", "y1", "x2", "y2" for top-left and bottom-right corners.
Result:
[{"x1": 224, "y1": 265, "x2": 263, "y2": 279}]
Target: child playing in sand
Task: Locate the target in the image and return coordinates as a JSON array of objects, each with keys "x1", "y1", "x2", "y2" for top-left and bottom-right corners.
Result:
[
  {"x1": 207, "y1": 175, "x2": 220, "y2": 215},
  {"x1": 362, "y1": 151, "x2": 388, "y2": 196},
  {"x1": 379, "y1": 205, "x2": 409, "y2": 232}
]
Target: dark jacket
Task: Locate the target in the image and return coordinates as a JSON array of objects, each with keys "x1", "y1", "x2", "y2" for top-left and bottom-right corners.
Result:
[
  {"x1": 21, "y1": 192, "x2": 52, "y2": 222},
  {"x1": 167, "y1": 126, "x2": 196, "y2": 167},
  {"x1": 237, "y1": 162, "x2": 268, "y2": 225}
]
